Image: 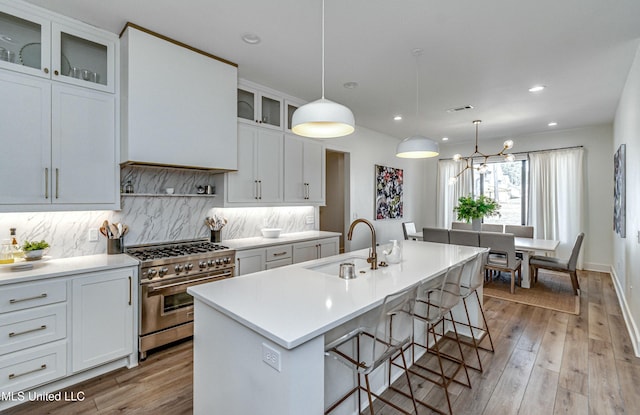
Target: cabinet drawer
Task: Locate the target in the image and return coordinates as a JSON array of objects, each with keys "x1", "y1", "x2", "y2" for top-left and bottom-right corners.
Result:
[
  {"x1": 0, "y1": 280, "x2": 66, "y2": 314},
  {"x1": 0, "y1": 303, "x2": 66, "y2": 356},
  {"x1": 0, "y1": 341, "x2": 66, "y2": 394},
  {"x1": 265, "y1": 257, "x2": 293, "y2": 270},
  {"x1": 265, "y1": 245, "x2": 292, "y2": 262}
]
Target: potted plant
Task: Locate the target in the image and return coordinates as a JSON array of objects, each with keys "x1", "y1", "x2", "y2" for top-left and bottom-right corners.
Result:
[{"x1": 454, "y1": 195, "x2": 501, "y2": 231}]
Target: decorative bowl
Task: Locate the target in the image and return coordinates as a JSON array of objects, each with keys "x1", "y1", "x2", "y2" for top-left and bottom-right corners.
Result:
[
  {"x1": 24, "y1": 249, "x2": 46, "y2": 261},
  {"x1": 261, "y1": 228, "x2": 282, "y2": 238}
]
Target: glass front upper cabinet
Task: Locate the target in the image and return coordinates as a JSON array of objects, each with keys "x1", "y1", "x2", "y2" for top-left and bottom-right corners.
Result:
[
  {"x1": 0, "y1": 6, "x2": 115, "y2": 93},
  {"x1": 237, "y1": 85, "x2": 283, "y2": 130}
]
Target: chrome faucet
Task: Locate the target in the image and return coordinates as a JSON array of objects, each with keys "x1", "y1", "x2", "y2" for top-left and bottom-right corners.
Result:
[{"x1": 347, "y1": 218, "x2": 378, "y2": 270}]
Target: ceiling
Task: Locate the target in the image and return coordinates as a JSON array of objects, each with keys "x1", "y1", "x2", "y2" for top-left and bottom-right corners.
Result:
[{"x1": 23, "y1": 0, "x2": 640, "y2": 144}]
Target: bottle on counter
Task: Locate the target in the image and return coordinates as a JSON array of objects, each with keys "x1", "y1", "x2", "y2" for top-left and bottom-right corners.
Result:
[
  {"x1": 0, "y1": 239, "x2": 14, "y2": 264},
  {"x1": 124, "y1": 180, "x2": 134, "y2": 194},
  {"x1": 9, "y1": 228, "x2": 23, "y2": 259}
]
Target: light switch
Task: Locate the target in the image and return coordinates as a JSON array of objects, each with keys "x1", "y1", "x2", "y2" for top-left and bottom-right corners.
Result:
[{"x1": 88, "y1": 228, "x2": 99, "y2": 242}]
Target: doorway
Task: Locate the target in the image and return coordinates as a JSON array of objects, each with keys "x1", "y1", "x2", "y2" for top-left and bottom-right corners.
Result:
[{"x1": 320, "y1": 150, "x2": 349, "y2": 253}]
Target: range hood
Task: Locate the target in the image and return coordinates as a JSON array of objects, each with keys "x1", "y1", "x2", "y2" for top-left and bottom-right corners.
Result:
[{"x1": 120, "y1": 23, "x2": 238, "y2": 172}]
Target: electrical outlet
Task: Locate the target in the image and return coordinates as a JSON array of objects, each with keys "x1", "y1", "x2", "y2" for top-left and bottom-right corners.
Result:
[
  {"x1": 88, "y1": 228, "x2": 99, "y2": 242},
  {"x1": 262, "y1": 343, "x2": 281, "y2": 372},
  {"x1": 305, "y1": 215, "x2": 314, "y2": 225}
]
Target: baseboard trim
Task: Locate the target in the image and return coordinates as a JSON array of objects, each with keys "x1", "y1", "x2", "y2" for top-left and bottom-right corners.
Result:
[
  {"x1": 583, "y1": 262, "x2": 610, "y2": 273},
  {"x1": 610, "y1": 265, "x2": 640, "y2": 357}
]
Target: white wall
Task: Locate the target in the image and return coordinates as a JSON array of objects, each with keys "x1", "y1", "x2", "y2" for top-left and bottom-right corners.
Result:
[
  {"x1": 421, "y1": 123, "x2": 614, "y2": 271},
  {"x1": 325, "y1": 125, "x2": 426, "y2": 252},
  {"x1": 613, "y1": 43, "x2": 640, "y2": 353}
]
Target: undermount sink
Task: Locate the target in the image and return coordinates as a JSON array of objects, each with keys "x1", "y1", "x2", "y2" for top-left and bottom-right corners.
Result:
[{"x1": 305, "y1": 256, "x2": 371, "y2": 276}]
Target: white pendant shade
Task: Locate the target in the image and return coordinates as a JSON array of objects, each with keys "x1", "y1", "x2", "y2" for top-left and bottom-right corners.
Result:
[
  {"x1": 291, "y1": 98, "x2": 355, "y2": 138},
  {"x1": 395, "y1": 135, "x2": 439, "y2": 158}
]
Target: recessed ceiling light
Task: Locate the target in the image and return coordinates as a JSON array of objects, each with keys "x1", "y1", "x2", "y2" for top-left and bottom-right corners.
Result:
[
  {"x1": 442, "y1": 137, "x2": 449, "y2": 141},
  {"x1": 548, "y1": 122, "x2": 557, "y2": 127},
  {"x1": 393, "y1": 115, "x2": 402, "y2": 121},
  {"x1": 343, "y1": 81, "x2": 358, "y2": 89},
  {"x1": 241, "y1": 33, "x2": 261, "y2": 45},
  {"x1": 529, "y1": 85, "x2": 546, "y2": 92}
]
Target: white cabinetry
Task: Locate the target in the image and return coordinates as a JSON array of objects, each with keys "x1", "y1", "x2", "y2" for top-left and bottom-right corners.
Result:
[
  {"x1": 284, "y1": 134, "x2": 325, "y2": 204},
  {"x1": 0, "y1": 0, "x2": 119, "y2": 212},
  {"x1": 71, "y1": 269, "x2": 134, "y2": 372},
  {"x1": 226, "y1": 124, "x2": 283, "y2": 203},
  {"x1": 292, "y1": 237, "x2": 339, "y2": 263},
  {"x1": 235, "y1": 248, "x2": 266, "y2": 276},
  {"x1": 120, "y1": 24, "x2": 237, "y2": 171},
  {"x1": 237, "y1": 80, "x2": 283, "y2": 130}
]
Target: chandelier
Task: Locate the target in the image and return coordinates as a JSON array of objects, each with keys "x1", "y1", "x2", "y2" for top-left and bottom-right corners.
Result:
[{"x1": 449, "y1": 120, "x2": 515, "y2": 184}]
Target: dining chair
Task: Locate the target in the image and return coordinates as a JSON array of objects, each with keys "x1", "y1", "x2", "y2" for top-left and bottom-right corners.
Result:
[
  {"x1": 402, "y1": 222, "x2": 417, "y2": 240},
  {"x1": 480, "y1": 232, "x2": 522, "y2": 293},
  {"x1": 422, "y1": 227, "x2": 450, "y2": 243},
  {"x1": 504, "y1": 225, "x2": 534, "y2": 238},
  {"x1": 393, "y1": 263, "x2": 470, "y2": 415},
  {"x1": 451, "y1": 221, "x2": 472, "y2": 230},
  {"x1": 529, "y1": 232, "x2": 585, "y2": 295},
  {"x1": 449, "y1": 229, "x2": 480, "y2": 246},
  {"x1": 324, "y1": 285, "x2": 419, "y2": 415},
  {"x1": 481, "y1": 223, "x2": 504, "y2": 233}
]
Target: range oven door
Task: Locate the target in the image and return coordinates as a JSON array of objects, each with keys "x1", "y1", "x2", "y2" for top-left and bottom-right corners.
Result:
[{"x1": 140, "y1": 268, "x2": 233, "y2": 336}]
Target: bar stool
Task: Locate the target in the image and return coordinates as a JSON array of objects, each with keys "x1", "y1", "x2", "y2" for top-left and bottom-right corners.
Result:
[
  {"x1": 324, "y1": 285, "x2": 419, "y2": 415},
  {"x1": 441, "y1": 250, "x2": 494, "y2": 372},
  {"x1": 394, "y1": 263, "x2": 470, "y2": 415}
]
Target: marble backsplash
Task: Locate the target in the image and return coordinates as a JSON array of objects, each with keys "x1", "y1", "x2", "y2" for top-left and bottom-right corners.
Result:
[{"x1": 0, "y1": 167, "x2": 317, "y2": 258}]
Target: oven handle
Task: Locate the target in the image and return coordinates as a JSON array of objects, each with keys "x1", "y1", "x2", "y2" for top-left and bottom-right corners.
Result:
[{"x1": 150, "y1": 271, "x2": 233, "y2": 291}]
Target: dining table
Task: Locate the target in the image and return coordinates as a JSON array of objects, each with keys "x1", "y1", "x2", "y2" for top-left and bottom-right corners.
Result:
[{"x1": 407, "y1": 231, "x2": 560, "y2": 288}]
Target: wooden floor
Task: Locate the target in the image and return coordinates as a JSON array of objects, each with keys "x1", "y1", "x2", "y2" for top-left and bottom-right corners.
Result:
[{"x1": 6, "y1": 270, "x2": 640, "y2": 415}]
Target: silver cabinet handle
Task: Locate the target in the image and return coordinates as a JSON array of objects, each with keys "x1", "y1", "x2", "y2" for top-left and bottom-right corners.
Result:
[
  {"x1": 254, "y1": 180, "x2": 259, "y2": 199},
  {"x1": 44, "y1": 168, "x2": 49, "y2": 199},
  {"x1": 55, "y1": 168, "x2": 59, "y2": 199},
  {"x1": 9, "y1": 325, "x2": 47, "y2": 338},
  {"x1": 9, "y1": 293, "x2": 47, "y2": 304},
  {"x1": 272, "y1": 251, "x2": 288, "y2": 257},
  {"x1": 128, "y1": 276, "x2": 132, "y2": 306},
  {"x1": 9, "y1": 364, "x2": 47, "y2": 380},
  {"x1": 258, "y1": 180, "x2": 262, "y2": 200}
]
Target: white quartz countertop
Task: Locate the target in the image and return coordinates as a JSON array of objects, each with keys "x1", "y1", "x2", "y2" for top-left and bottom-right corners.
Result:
[
  {"x1": 222, "y1": 231, "x2": 341, "y2": 250},
  {"x1": 0, "y1": 254, "x2": 139, "y2": 285},
  {"x1": 188, "y1": 240, "x2": 484, "y2": 350}
]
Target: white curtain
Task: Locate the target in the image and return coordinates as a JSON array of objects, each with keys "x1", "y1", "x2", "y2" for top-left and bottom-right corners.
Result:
[
  {"x1": 528, "y1": 148, "x2": 585, "y2": 268},
  {"x1": 436, "y1": 160, "x2": 473, "y2": 228}
]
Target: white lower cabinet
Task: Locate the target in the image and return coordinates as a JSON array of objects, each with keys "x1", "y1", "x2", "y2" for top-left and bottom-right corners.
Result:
[
  {"x1": 0, "y1": 341, "x2": 67, "y2": 394},
  {"x1": 71, "y1": 269, "x2": 134, "y2": 372},
  {"x1": 235, "y1": 248, "x2": 266, "y2": 276},
  {"x1": 292, "y1": 237, "x2": 339, "y2": 263}
]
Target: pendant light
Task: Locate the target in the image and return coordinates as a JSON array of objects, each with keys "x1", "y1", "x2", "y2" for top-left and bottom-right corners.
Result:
[
  {"x1": 291, "y1": 0, "x2": 355, "y2": 138},
  {"x1": 396, "y1": 49, "x2": 439, "y2": 158}
]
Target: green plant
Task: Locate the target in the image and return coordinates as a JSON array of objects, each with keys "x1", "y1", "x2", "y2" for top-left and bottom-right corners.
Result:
[
  {"x1": 454, "y1": 195, "x2": 501, "y2": 222},
  {"x1": 22, "y1": 240, "x2": 50, "y2": 251}
]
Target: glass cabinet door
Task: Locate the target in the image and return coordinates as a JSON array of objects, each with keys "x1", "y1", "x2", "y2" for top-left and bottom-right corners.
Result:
[
  {"x1": 237, "y1": 87, "x2": 256, "y2": 122},
  {"x1": 259, "y1": 92, "x2": 282, "y2": 129},
  {"x1": 52, "y1": 23, "x2": 115, "y2": 92},
  {"x1": 286, "y1": 100, "x2": 300, "y2": 132},
  {"x1": 0, "y1": 8, "x2": 50, "y2": 78}
]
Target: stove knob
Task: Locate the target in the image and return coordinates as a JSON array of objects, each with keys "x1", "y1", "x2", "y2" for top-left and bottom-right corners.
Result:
[
  {"x1": 199, "y1": 261, "x2": 207, "y2": 269},
  {"x1": 207, "y1": 259, "x2": 214, "y2": 267},
  {"x1": 174, "y1": 264, "x2": 184, "y2": 273},
  {"x1": 223, "y1": 257, "x2": 231, "y2": 265},
  {"x1": 158, "y1": 267, "x2": 169, "y2": 277},
  {"x1": 186, "y1": 263, "x2": 194, "y2": 271},
  {"x1": 146, "y1": 268, "x2": 157, "y2": 279},
  {"x1": 215, "y1": 258, "x2": 223, "y2": 266}
]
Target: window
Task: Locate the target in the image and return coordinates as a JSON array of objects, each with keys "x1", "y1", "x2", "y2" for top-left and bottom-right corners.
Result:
[{"x1": 474, "y1": 160, "x2": 528, "y2": 225}]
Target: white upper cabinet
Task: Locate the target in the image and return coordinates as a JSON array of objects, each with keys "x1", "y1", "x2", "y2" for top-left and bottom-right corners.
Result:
[
  {"x1": 0, "y1": 0, "x2": 119, "y2": 212},
  {"x1": 0, "y1": 1, "x2": 116, "y2": 93},
  {"x1": 226, "y1": 124, "x2": 283, "y2": 204},
  {"x1": 237, "y1": 81, "x2": 283, "y2": 131},
  {"x1": 284, "y1": 135, "x2": 325, "y2": 204},
  {"x1": 120, "y1": 24, "x2": 238, "y2": 171}
]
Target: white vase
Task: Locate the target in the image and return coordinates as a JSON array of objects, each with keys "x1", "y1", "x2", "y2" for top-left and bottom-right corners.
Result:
[{"x1": 472, "y1": 218, "x2": 481, "y2": 231}]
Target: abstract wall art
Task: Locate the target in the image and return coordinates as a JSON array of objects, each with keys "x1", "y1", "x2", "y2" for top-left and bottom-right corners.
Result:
[
  {"x1": 375, "y1": 165, "x2": 403, "y2": 220},
  {"x1": 614, "y1": 144, "x2": 626, "y2": 238}
]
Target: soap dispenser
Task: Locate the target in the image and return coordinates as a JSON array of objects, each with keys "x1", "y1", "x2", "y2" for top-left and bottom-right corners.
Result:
[{"x1": 384, "y1": 240, "x2": 402, "y2": 264}]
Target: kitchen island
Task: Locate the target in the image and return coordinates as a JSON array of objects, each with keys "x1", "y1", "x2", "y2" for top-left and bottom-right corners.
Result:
[{"x1": 188, "y1": 240, "x2": 484, "y2": 415}]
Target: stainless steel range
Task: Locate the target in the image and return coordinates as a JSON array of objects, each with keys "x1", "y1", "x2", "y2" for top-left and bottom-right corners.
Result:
[{"x1": 127, "y1": 239, "x2": 235, "y2": 360}]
